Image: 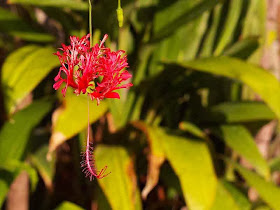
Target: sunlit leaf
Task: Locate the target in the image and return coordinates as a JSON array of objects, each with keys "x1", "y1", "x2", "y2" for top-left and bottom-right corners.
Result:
[
  {"x1": 221, "y1": 180, "x2": 251, "y2": 210},
  {"x1": 0, "y1": 160, "x2": 38, "y2": 207},
  {"x1": 223, "y1": 38, "x2": 259, "y2": 59},
  {"x1": 214, "y1": 0, "x2": 243, "y2": 55},
  {"x1": 95, "y1": 145, "x2": 142, "y2": 210},
  {"x1": 54, "y1": 201, "x2": 85, "y2": 210},
  {"x1": 0, "y1": 8, "x2": 54, "y2": 42},
  {"x1": 159, "y1": 129, "x2": 217, "y2": 210},
  {"x1": 0, "y1": 98, "x2": 52, "y2": 163},
  {"x1": 206, "y1": 102, "x2": 276, "y2": 123},
  {"x1": 211, "y1": 181, "x2": 239, "y2": 210},
  {"x1": 242, "y1": 0, "x2": 266, "y2": 63},
  {"x1": 214, "y1": 125, "x2": 270, "y2": 179},
  {"x1": 131, "y1": 122, "x2": 165, "y2": 199},
  {"x1": 8, "y1": 0, "x2": 88, "y2": 11},
  {"x1": 152, "y1": 0, "x2": 222, "y2": 41},
  {"x1": 242, "y1": 0, "x2": 266, "y2": 38},
  {"x1": 200, "y1": 5, "x2": 222, "y2": 57},
  {"x1": 48, "y1": 91, "x2": 108, "y2": 156},
  {"x1": 0, "y1": 174, "x2": 10, "y2": 207},
  {"x1": 179, "y1": 121, "x2": 206, "y2": 139},
  {"x1": 30, "y1": 145, "x2": 55, "y2": 189},
  {"x1": 269, "y1": 157, "x2": 280, "y2": 172},
  {"x1": 133, "y1": 122, "x2": 217, "y2": 209},
  {"x1": 235, "y1": 163, "x2": 280, "y2": 210},
  {"x1": 1, "y1": 45, "x2": 59, "y2": 114},
  {"x1": 173, "y1": 56, "x2": 280, "y2": 119}
]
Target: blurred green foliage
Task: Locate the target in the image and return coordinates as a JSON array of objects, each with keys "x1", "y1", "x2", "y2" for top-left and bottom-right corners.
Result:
[{"x1": 0, "y1": 0, "x2": 280, "y2": 209}]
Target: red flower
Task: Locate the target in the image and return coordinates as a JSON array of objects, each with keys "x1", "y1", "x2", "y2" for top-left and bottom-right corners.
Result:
[{"x1": 53, "y1": 34, "x2": 133, "y2": 104}]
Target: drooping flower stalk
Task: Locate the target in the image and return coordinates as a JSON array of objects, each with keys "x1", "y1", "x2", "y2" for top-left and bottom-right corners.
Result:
[
  {"x1": 53, "y1": 0, "x2": 132, "y2": 180},
  {"x1": 80, "y1": 98, "x2": 111, "y2": 181},
  {"x1": 88, "y1": 0, "x2": 93, "y2": 46}
]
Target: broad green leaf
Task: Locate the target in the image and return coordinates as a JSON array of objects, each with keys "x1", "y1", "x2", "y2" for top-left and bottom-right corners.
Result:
[
  {"x1": 0, "y1": 174, "x2": 10, "y2": 207},
  {"x1": 269, "y1": 157, "x2": 280, "y2": 172},
  {"x1": 159, "y1": 129, "x2": 217, "y2": 210},
  {"x1": 0, "y1": 98, "x2": 52, "y2": 163},
  {"x1": 214, "y1": 0, "x2": 243, "y2": 55},
  {"x1": 173, "y1": 56, "x2": 280, "y2": 119},
  {"x1": 134, "y1": 123, "x2": 217, "y2": 209},
  {"x1": 131, "y1": 122, "x2": 165, "y2": 199},
  {"x1": 95, "y1": 145, "x2": 142, "y2": 210},
  {"x1": 0, "y1": 160, "x2": 38, "y2": 191},
  {"x1": 254, "y1": 206, "x2": 272, "y2": 210},
  {"x1": 0, "y1": 8, "x2": 54, "y2": 42},
  {"x1": 179, "y1": 121, "x2": 206, "y2": 139},
  {"x1": 152, "y1": 0, "x2": 222, "y2": 41},
  {"x1": 235, "y1": 163, "x2": 280, "y2": 210},
  {"x1": 207, "y1": 102, "x2": 276, "y2": 123},
  {"x1": 242, "y1": 0, "x2": 266, "y2": 63},
  {"x1": 149, "y1": 8, "x2": 209, "y2": 76},
  {"x1": 30, "y1": 145, "x2": 55, "y2": 189},
  {"x1": 223, "y1": 38, "x2": 259, "y2": 59},
  {"x1": 0, "y1": 160, "x2": 38, "y2": 207},
  {"x1": 2, "y1": 45, "x2": 59, "y2": 114},
  {"x1": 242, "y1": 0, "x2": 266, "y2": 38},
  {"x1": 8, "y1": 0, "x2": 88, "y2": 11},
  {"x1": 215, "y1": 125, "x2": 270, "y2": 179},
  {"x1": 54, "y1": 201, "x2": 85, "y2": 210},
  {"x1": 211, "y1": 181, "x2": 239, "y2": 210},
  {"x1": 48, "y1": 91, "x2": 108, "y2": 155},
  {"x1": 200, "y1": 5, "x2": 222, "y2": 57},
  {"x1": 211, "y1": 180, "x2": 251, "y2": 210},
  {"x1": 221, "y1": 180, "x2": 251, "y2": 210}
]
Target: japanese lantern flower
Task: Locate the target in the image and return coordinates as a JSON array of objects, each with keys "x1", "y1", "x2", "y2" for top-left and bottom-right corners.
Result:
[
  {"x1": 53, "y1": 34, "x2": 133, "y2": 105},
  {"x1": 53, "y1": 34, "x2": 133, "y2": 180}
]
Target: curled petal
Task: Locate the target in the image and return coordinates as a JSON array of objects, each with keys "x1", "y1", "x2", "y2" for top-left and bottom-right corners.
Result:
[
  {"x1": 53, "y1": 79, "x2": 64, "y2": 90},
  {"x1": 104, "y1": 92, "x2": 120, "y2": 99}
]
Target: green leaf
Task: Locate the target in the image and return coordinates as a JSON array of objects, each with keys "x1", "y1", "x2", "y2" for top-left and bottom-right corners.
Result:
[
  {"x1": 223, "y1": 38, "x2": 260, "y2": 59},
  {"x1": 211, "y1": 181, "x2": 240, "y2": 210},
  {"x1": 235, "y1": 163, "x2": 280, "y2": 210},
  {"x1": 179, "y1": 121, "x2": 206, "y2": 139},
  {"x1": 242, "y1": 0, "x2": 266, "y2": 38},
  {"x1": 159, "y1": 129, "x2": 217, "y2": 210},
  {"x1": 0, "y1": 98, "x2": 52, "y2": 163},
  {"x1": 199, "y1": 5, "x2": 222, "y2": 57},
  {"x1": 207, "y1": 102, "x2": 276, "y2": 123},
  {"x1": 54, "y1": 201, "x2": 85, "y2": 210},
  {"x1": 0, "y1": 8, "x2": 54, "y2": 42},
  {"x1": 242, "y1": 0, "x2": 266, "y2": 63},
  {"x1": 254, "y1": 206, "x2": 273, "y2": 210},
  {"x1": 0, "y1": 160, "x2": 38, "y2": 191},
  {"x1": 211, "y1": 180, "x2": 251, "y2": 210},
  {"x1": 2, "y1": 45, "x2": 59, "y2": 114},
  {"x1": 173, "y1": 56, "x2": 280, "y2": 119},
  {"x1": 221, "y1": 180, "x2": 251, "y2": 210},
  {"x1": 214, "y1": 0, "x2": 243, "y2": 55},
  {"x1": 49, "y1": 91, "x2": 108, "y2": 155},
  {"x1": 95, "y1": 145, "x2": 142, "y2": 210},
  {"x1": 0, "y1": 174, "x2": 10, "y2": 207},
  {"x1": 152, "y1": 0, "x2": 222, "y2": 41},
  {"x1": 8, "y1": 0, "x2": 88, "y2": 11},
  {"x1": 30, "y1": 145, "x2": 55, "y2": 189},
  {"x1": 269, "y1": 157, "x2": 280, "y2": 172},
  {"x1": 0, "y1": 160, "x2": 38, "y2": 207},
  {"x1": 134, "y1": 123, "x2": 217, "y2": 209},
  {"x1": 215, "y1": 125, "x2": 270, "y2": 179},
  {"x1": 149, "y1": 8, "x2": 210, "y2": 77}
]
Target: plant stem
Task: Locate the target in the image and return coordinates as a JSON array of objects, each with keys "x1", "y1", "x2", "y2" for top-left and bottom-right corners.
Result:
[{"x1": 88, "y1": 0, "x2": 92, "y2": 47}]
